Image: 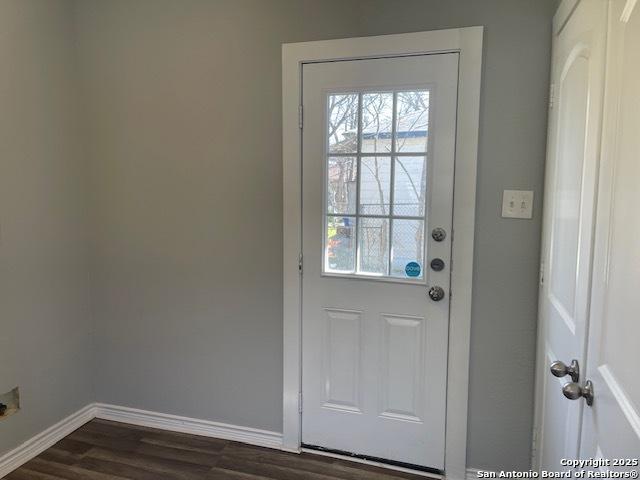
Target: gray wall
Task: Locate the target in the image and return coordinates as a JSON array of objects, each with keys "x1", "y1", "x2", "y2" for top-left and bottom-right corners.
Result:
[
  {"x1": 0, "y1": 0, "x2": 93, "y2": 455},
  {"x1": 355, "y1": 1, "x2": 557, "y2": 470},
  {"x1": 74, "y1": 0, "x2": 363, "y2": 433}
]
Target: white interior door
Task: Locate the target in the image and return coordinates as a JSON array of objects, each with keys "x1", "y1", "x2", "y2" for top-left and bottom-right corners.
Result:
[
  {"x1": 580, "y1": 0, "x2": 640, "y2": 463},
  {"x1": 536, "y1": 0, "x2": 607, "y2": 469},
  {"x1": 301, "y1": 54, "x2": 458, "y2": 471}
]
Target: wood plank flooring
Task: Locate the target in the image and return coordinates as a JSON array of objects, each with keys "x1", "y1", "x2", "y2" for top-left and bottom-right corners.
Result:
[{"x1": 6, "y1": 419, "x2": 431, "y2": 479}]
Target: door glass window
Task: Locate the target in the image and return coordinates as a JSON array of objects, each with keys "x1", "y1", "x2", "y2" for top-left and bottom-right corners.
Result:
[
  {"x1": 361, "y1": 93, "x2": 394, "y2": 153},
  {"x1": 327, "y1": 157, "x2": 357, "y2": 215},
  {"x1": 324, "y1": 90, "x2": 429, "y2": 280},
  {"x1": 328, "y1": 94, "x2": 359, "y2": 154},
  {"x1": 359, "y1": 156, "x2": 391, "y2": 215}
]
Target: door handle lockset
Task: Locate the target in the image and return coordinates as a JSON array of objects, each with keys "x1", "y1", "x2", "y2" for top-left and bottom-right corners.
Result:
[
  {"x1": 428, "y1": 286, "x2": 446, "y2": 301},
  {"x1": 550, "y1": 359, "x2": 580, "y2": 383},
  {"x1": 562, "y1": 380, "x2": 594, "y2": 406}
]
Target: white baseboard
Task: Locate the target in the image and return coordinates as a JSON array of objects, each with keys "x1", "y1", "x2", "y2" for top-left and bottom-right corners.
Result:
[
  {"x1": 0, "y1": 402, "x2": 283, "y2": 478},
  {"x1": 94, "y1": 403, "x2": 283, "y2": 450},
  {"x1": 0, "y1": 403, "x2": 96, "y2": 478}
]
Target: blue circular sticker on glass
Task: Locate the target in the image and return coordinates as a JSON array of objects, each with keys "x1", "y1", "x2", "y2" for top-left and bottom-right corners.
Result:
[{"x1": 405, "y1": 262, "x2": 421, "y2": 278}]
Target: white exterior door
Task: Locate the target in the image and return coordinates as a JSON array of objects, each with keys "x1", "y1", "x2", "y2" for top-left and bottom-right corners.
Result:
[
  {"x1": 580, "y1": 0, "x2": 640, "y2": 463},
  {"x1": 301, "y1": 54, "x2": 458, "y2": 471},
  {"x1": 536, "y1": 0, "x2": 607, "y2": 469}
]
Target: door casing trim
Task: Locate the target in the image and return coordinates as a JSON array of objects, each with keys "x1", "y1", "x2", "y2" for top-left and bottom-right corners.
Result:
[{"x1": 282, "y1": 27, "x2": 484, "y2": 480}]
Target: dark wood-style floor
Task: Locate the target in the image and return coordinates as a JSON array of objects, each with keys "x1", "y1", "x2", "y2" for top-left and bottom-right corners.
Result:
[{"x1": 7, "y1": 419, "x2": 431, "y2": 479}]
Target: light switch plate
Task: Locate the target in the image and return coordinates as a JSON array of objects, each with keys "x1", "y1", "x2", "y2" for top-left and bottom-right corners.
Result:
[{"x1": 502, "y1": 190, "x2": 534, "y2": 219}]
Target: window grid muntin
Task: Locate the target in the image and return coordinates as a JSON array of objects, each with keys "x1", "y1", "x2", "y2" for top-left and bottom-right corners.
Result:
[
  {"x1": 325, "y1": 89, "x2": 429, "y2": 279},
  {"x1": 386, "y1": 92, "x2": 397, "y2": 276}
]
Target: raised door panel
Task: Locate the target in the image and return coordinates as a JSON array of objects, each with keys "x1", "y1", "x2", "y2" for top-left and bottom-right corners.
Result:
[
  {"x1": 323, "y1": 308, "x2": 363, "y2": 413},
  {"x1": 548, "y1": 48, "x2": 590, "y2": 337},
  {"x1": 379, "y1": 314, "x2": 425, "y2": 423}
]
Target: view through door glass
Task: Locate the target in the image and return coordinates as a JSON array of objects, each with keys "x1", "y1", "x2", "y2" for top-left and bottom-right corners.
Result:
[{"x1": 325, "y1": 91, "x2": 429, "y2": 280}]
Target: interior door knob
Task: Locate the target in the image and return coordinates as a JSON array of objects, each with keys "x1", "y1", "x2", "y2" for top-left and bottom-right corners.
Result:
[
  {"x1": 550, "y1": 359, "x2": 580, "y2": 383},
  {"x1": 562, "y1": 380, "x2": 594, "y2": 406},
  {"x1": 428, "y1": 286, "x2": 446, "y2": 301}
]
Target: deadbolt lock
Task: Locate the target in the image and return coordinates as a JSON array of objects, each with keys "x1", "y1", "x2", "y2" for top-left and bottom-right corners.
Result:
[{"x1": 430, "y1": 258, "x2": 445, "y2": 271}]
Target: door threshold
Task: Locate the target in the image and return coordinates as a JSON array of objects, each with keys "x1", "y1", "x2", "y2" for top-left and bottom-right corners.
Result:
[{"x1": 301, "y1": 444, "x2": 444, "y2": 478}]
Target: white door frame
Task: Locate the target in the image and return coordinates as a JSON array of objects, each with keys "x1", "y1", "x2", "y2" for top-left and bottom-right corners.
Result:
[{"x1": 282, "y1": 28, "x2": 484, "y2": 479}]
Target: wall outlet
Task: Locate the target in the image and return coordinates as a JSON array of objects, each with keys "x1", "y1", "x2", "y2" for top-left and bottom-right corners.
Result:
[
  {"x1": 0, "y1": 387, "x2": 20, "y2": 420},
  {"x1": 502, "y1": 190, "x2": 534, "y2": 219}
]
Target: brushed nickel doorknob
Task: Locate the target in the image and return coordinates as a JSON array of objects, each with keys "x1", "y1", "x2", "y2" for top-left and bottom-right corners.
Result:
[
  {"x1": 428, "y1": 286, "x2": 446, "y2": 301},
  {"x1": 550, "y1": 359, "x2": 580, "y2": 383},
  {"x1": 562, "y1": 380, "x2": 594, "y2": 406}
]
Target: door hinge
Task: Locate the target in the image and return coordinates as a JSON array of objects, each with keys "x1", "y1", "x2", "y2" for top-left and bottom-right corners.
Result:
[
  {"x1": 298, "y1": 253, "x2": 303, "y2": 274},
  {"x1": 298, "y1": 392, "x2": 303, "y2": 413},
  {"x1": 549, "y1": 83, "x2": 556, "y2": 109},
  {"x1": 298, "y1": 105, "x2": 304, "y2": 129},
  {"x1": 539, "y1": 261, "x2": 545, "y2": 285}
]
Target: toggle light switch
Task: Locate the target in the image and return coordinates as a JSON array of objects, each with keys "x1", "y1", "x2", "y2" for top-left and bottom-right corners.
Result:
[{"x1": 501, "y1": 190, "x2": 534, "y2": 219}]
